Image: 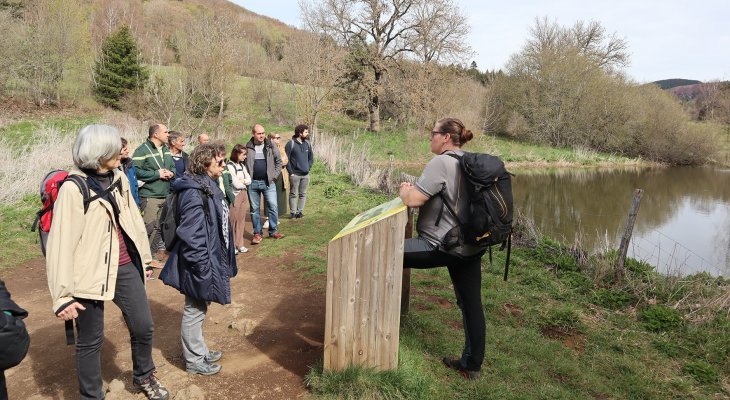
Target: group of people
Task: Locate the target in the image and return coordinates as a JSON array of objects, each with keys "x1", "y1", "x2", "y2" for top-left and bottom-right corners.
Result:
[
  {"x1": 44, "y1": 122, "x2": 314, "y2": 399},
  {"x1": 34, "y1": 116, "x2": 486, "y2": 399}
]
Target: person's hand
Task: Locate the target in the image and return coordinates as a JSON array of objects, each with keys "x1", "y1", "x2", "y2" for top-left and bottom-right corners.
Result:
[
  {"x1": 148, "y1": 260, "x2": 163, "y2": 269},
  {"x1": 159, "y1": 169, "x2": 173, "y2": 180},
  {"x1": 145, "y1": 267, "x2": 155, "y2": 280},
  {"x1": 399, "y1": 182, "x2": 413, "y2": 197},
  {"x1": 56, "y1": 302, "x2": 86, "y2": 321}
]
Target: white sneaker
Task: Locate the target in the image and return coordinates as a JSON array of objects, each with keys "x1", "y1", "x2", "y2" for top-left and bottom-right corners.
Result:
[
  {"x1": 263, "y1": 220, "x2": 269, "y2": 229},
  {"x1": 238, "y1": 246, "x2": 249, "y2": 253}
]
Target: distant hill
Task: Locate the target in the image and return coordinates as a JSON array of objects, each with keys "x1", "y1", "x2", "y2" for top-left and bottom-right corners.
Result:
[{"x1": 653, "y1": 79, "x2": 702, "y2": 90}]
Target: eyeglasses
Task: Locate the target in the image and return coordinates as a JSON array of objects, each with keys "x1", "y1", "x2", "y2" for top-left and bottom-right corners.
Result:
[
  {"x1": 217, "y1": 159, "x2": 225, "y2": 167},
  {"x1": 274, "y1": 136, "x2": 281, "y2": 140},
  {"x1": 430, "y1": 130, "x2": 446, "y2": 138}
]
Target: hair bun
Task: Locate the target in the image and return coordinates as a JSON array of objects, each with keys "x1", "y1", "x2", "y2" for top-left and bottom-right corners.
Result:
[{"x1": 460, "y1": 128, "x2": 474, "y2": 144}]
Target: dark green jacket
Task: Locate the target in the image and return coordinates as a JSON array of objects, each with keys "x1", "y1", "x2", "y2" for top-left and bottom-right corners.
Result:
[
  {"x1": 220, "y1": 169, "x2": 236, "y2": 205},
  {"x1": 132, "y1": 139, "x2": 177, "y2": 198}
]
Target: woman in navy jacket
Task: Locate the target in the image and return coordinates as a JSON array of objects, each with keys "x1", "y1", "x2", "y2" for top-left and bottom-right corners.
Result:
[{"x1": 160, "y1": 144, "x2": 237, "y2": 376}]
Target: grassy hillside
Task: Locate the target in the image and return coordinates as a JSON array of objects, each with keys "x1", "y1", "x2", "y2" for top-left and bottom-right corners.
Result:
[{"x1": 653, "y1": 79, "x2": 702, "y2": 90}]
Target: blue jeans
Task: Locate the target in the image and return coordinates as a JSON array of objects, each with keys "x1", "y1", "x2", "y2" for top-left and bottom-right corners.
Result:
[{"x1": 248, "y1": 179, "x2": 279, "y2": 236}]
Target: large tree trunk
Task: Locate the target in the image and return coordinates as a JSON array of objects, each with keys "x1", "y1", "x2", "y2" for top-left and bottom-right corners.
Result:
[{"x1": 368, "y1": 70, "x2": 383, "y2": 132}]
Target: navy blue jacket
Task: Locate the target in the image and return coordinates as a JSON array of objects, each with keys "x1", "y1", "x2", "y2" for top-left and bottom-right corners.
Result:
[
  {"x1": 159, "y1": 174, "x2": 237, "y2": 304},
  {"x1": 285, "y1": 138, "x2": 314, "y2": 176}
]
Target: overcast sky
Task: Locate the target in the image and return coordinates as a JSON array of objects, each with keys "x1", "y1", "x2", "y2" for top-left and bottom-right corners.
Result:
[{"x1": 231, "y1": 0, "x2": 730, "y2": 83}]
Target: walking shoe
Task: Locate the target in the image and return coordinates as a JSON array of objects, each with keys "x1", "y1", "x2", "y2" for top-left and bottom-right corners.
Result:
[
  {"x1": 290, "y1": 212, "x2": 295, "y2": 219},
  {"x1": 133, "y1": 373, "x2": 170, "y2": 400},
  {"x1": 238, "y1": 246, "x2": 249, "y2": 253},
  {"x1": 186, "y1": 361, "x2": 222, "y2": 376},
  {"x1": 269, "y1": 232, "x2": 285, "y2": 239},
  {"x1": 262, "y1": 220, "x2": 270, "y2": 229},
  {"x1": 442, "y1": 357, "x2": 480, "y2": 380},
  {"x1": 251, "y1": 234, "x2": 263, "y2": 244},
  {"x1": 295, "y1": 212, "x2": 303, "y2": 218},
  {"x1": 204, "y1": 350, "x2": 223, "y2": 363}
]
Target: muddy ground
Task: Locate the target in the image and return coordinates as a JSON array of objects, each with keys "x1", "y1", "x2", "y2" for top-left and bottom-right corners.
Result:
[{"x1": 3, "y1": 240, "x2": 326, "y2": 399}]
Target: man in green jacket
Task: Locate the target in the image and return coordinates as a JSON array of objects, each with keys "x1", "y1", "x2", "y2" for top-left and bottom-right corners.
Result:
[{"x1": 133, "y1": 124, "x2": 176, "y2": 257}]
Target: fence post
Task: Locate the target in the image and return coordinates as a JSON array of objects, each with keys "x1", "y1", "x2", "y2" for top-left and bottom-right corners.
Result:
[
  {"x1": 616, "y1": 189, "x2": 644, "y2": 282},
  {"x1": 401, "y1": 207, "x2": 413, "y2": 315}
]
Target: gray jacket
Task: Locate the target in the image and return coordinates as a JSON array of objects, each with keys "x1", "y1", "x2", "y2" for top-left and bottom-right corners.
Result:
[{"x1": 244, "y1": 138, "x2": 282, "y2": 185}]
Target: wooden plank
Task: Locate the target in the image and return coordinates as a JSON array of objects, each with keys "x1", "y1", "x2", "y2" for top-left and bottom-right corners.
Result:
[
  {"x1": 401, "y1": 208, "x2": 413, "y2": 315},
  {"x1": 323, "y1": 237, "x2": 339, "y2": 370}
]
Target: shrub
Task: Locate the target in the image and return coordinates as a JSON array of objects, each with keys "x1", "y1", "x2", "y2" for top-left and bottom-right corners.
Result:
[
  {"x1": 540, "y1": 305, "x2": 585, "y2": 333},
  {"x1": 640, "y1": 305, "x2": 683, "y2": 332}
]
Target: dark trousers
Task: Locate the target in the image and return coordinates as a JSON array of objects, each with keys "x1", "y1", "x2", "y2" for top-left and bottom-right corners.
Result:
[
  {"x1": 403, "y1": 237, "x2": 486, "y2": 371},
  {"x1": 75, "y1": 264, "x2": 155, "y2": 399}
]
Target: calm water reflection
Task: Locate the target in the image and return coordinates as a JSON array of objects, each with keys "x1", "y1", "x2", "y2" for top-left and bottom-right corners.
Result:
[{"x1": 514, "y1": 167, "x2": 730, "y2": 276}]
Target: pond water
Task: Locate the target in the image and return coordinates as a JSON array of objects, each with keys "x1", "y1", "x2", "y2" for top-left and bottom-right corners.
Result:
[{"x1": 513, "y1": 167, "x2": 730, "y2": 277}]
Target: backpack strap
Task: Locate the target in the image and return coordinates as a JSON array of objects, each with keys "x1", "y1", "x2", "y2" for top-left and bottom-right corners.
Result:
[
  {"x1": 65, "y1": 175, "x2": 92, "y2": 212},
  {"x1": 435, "y1": 152, "x2": 464, "y2": 227}
]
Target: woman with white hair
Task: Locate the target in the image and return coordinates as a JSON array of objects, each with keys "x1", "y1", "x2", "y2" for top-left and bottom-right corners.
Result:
[{"x1": 46, "y1": 124, "x2": 170, "y2": 400}]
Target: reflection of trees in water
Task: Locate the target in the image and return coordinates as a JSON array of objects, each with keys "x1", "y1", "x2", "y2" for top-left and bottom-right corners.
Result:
[{"x1": 514, "y1": 167, "x2": 730, "y2": 249}]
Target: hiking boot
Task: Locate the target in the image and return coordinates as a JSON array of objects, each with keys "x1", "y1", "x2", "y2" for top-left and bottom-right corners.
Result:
[
  {"x1": 262, "y1": 220, "x2": 270, "y2": 229},
  {"x1": 238, "y1": 246, "x2": 249, "y2": 253},
  {"x1": 204, "y1": 350, "x2": 223, "y2": 363},
  {"x1": 290, "y1": 212, "x2": 296, "y2": 219},
  {"x1": 269, "y1": 232, "x2": 285, "y2": 239},
  {"x1": 442, "y1": 357, "x2": 480, "y2": 380},
  {"x1": 133, "y1": 373, "x2": 169, "y2": 400},
  {"x1": 295, "y1": 212, "x2": 303, "y2": 218},
  {"x1": 186, "y1": 361, "x2": 222, "y2": 376},
  {"x1": 251, "y1": 234, "x2": 263, "y2": 244}
]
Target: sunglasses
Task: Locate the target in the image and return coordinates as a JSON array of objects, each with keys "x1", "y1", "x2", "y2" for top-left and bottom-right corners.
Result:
[
  {"x1": 217, "y1": 159, "x2": 225, "y2": 167},
  {"x1": 274, "y1": 136, "x2": 281, "y2": 139}
]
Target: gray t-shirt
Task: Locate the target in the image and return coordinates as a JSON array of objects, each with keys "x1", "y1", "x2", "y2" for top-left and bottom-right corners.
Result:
[{"x1": 414, "y1": 150, "x2": 470, "y2": 246}]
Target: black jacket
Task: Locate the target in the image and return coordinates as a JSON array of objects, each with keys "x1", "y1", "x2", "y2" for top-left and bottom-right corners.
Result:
[{"x1": 0, "y1": 280, "x2": 29, "y2": 372}]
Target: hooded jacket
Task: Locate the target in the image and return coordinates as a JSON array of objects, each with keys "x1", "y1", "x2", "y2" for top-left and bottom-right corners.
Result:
[
  {"x1": 244, "y1": 138, "x2": 282, "y2": 185},
  {"x1": 159, "y1": 174, "x2": 237, "y2": 305},
  {"x1": 46, "y1": 168, "x2": 152, "y2": 314}
]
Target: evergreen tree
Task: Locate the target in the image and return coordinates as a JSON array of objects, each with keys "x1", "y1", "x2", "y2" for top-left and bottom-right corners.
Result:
[{"x1": 93, "y1": 26, "x2": 147, "y2": 109}]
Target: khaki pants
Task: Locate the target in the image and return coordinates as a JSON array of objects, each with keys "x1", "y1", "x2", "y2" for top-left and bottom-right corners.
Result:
[{"x1": 141, "y1": 197, "x2": 166, "y2": 253}]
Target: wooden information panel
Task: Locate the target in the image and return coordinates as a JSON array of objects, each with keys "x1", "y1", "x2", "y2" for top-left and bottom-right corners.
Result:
[{"x1": 324, "y1": 198, "x2": 408, "y2": 371}]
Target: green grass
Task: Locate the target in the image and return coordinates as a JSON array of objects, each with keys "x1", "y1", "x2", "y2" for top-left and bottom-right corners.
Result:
[
  {"x1": 249, "y1": 162, "x2": 728, "y2": 399},
  {"x1": 0, "y1": 115, "x2": 99, "y2": 149},
  {"x1": 344, "y1": 126, "x2": 647, "y2": 167},
  {"x1": 0, "y1": 196, "x2": 42, "y2": 271}
]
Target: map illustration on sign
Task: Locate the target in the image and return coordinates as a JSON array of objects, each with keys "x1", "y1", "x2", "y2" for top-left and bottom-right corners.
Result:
[{"x1": 331, "y1": 197, "x2": 406, "y2": 241}]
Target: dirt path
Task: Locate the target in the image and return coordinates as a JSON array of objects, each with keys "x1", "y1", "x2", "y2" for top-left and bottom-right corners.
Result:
[{"x1": 3, "y1": 243, "x2": 326, "y2": 399}]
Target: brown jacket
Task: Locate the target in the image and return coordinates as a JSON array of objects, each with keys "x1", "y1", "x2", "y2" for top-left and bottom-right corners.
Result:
[{"x1": 46, "y1": 168, "x2": 152, "y2": 314}]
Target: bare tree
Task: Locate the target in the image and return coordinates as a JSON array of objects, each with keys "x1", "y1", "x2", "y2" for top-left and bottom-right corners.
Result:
[
  {"x1": 20, "y1": 0, "x2": 92, "y2": 106},
  {"x1": 180, "y1": 13, "x2": 242, "y2": 136},
  {"x1": 301, "y1": 0, "x2": 421, "y2": 132},
  {"x1": 282, "y1": 32, "x2": 347, "y2": 135}
]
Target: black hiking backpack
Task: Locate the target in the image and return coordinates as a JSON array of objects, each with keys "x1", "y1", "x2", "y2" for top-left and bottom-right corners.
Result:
[
  {"x1": 438, "y1": 152, "x2": 514, "y2": 280},
  {"x1": 159, "y1": 188, "x2": 212, "y2": 252}
]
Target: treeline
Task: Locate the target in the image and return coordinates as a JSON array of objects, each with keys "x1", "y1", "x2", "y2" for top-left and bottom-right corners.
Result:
[
  {"x1": 486, "y1": 18, "x2": 723, "y2": 165},
  {"x1": 0, "y1": 2, "x2": 723, "y2": 165}
]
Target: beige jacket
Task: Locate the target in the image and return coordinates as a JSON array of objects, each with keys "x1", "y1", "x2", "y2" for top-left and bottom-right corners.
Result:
[
  {"x1": 276, "y1": 139, "x2": 290, "y2": 190},
  {"x1": 46, "y1": 168, "x2": 152, "y2": 314}
]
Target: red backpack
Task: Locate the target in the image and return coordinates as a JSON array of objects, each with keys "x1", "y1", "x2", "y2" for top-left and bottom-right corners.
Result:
[{"x1": 31, "y1": 170, "x2": 91, "y2": 256}]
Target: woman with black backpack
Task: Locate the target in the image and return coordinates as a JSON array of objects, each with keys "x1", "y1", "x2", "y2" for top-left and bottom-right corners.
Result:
[{"x1": 398, "y1": 118, "x2": 486, "y2": 381}]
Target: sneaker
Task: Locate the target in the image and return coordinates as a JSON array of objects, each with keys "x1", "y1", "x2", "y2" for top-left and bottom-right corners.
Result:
[
  {"x1": 442, "y1": 357, "x2": 480, "y2": 380},
  {"x1": 186, "y1": 361, "x2": 222, "y2": 376},
  {"x1": 234, "y1": 249, "x2": 239, "y2": 255},
  {"x1": 204, "y1": 350, "x2": 223, "y2": 363},
  {"x1": 262, "y1": 220, "x2": 270, "y2": 229},
  {"x1": 251, "y1": 234, "x2": 263, "y2": 244},
  {"x1": 238, "y1": 246, "x2": 249, "y2": 253},
  {"x1": 134, "y1": 373, "x2": 170, "y2": 400},
  {"x1": 290, "y1": 212, "x2": 296, "y2": 219},
  {"x1": 295, "y1": 212, "x2": 303, "y2": 219},
  {"x1": 269, "y1": 232, "x2": 285, "y2": 239}
]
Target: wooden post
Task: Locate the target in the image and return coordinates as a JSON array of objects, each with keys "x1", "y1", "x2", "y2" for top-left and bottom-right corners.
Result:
[
  {"x1": 401, "y1": 208, "x2": 413, "y2": 315},
  {"x1": 324, "y1": 199, "x2": 407, "y2": 371},
  {"x1": 616, "y1": 189, "x2": 644, "y2": 282}
]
